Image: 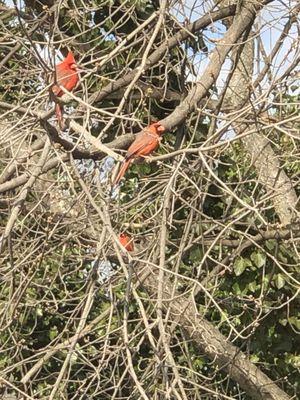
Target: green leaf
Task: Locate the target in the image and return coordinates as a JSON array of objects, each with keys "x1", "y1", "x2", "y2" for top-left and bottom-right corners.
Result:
[
  {"x1": 193, "y1": 357, "x2": 205, "y2": 370},
  {"x1": 248, "y1": 281, "x2": 257, "y2": 292},
  {"x1": 233, "y1": 256, "x2": 249, "y2": 276},
  {"x1": 278, "y1": 251, "x2": 288, "y2": 263},
  {"x1": 268, "y1": 325, "x2": 275, "y2": 337},
  {"x1": 189, "y1": 247, "x2": 202, "y2": 263},
  {"x1": 138, "y1": 163, "x2": 152, "y2": 175},
  {"x1": 36, "y1": 306, "x2": 43, "y2": 317},
  {"x1": 250, "y1": 252, "x2": 266, "y2": 268},
  {"x1": 279, "y1": 318, "x2": 288, "y2": 326},
  {"x1": 288, "y1": 317, "x2": 300, "y2": 330},
  {"x1": 250, "y1": 354, "x2": 260, "y2": 363},
  {"x1": 274, "y1": 273, "x2": 285, "y2": 289},
  {"x1": 290, "y1": 85, "x2": 298, "y2": 92},
  {"x1": 286, "y1": 355, "x2": 300, "y2": 368},
  {"x1": 49, "y1": 326, "x2": 58, "y2": 340},
  {"x1": 265, "y1": 239, "x2": 276, "y2": 251},
  {"x1": 232, "y1": 282, "x2": 242, "y2": 295}
]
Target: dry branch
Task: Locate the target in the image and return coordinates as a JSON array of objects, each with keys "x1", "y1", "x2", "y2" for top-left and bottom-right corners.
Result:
[
  {"x1": 0, "y1": 1, "x2": 298, "y2": 398},
  {"x1": 89, "y1": 5, "x2": 236, "y2": 105}
]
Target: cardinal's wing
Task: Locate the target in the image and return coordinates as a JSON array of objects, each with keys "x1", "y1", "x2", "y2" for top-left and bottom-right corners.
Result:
[
  {"x1": 53, "y1": 66, "x2": 78, "y2": 93},
  {"x1": 126, "y1": 132, "x2": 158, "y2": 159}
]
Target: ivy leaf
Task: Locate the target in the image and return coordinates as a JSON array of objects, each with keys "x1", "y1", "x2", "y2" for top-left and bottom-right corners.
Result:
[
  {"x1": 36, "y1": 306, "x2": 43, "y2": 317},
  {"x1": 250, "y1": 354, "x2": 260, "y2": 363},
  {"x1": 189, "y1": 247, "x2": 202, "y2": 263},
  {"x1": 279, "y1": 318, "x2": 287, "y2": 326},
  {"x1": 286, "y1": 355, "x2": 300, "y2": 368},
  {"x1": 232, "y1": 282, "x2": 241, "y2": 295},
  {"x1": 266, "y1": 239, "x2": 276, "y2": 251},
  {"x1": 274, "y1": 273, "x2": 285, "y2": 289},
  {"x1": 49, "y1": 326, "x2": 58, "y2": 340},
  {"x1": 288, "y1": 317, "x2": 300, "y2": 330},
  {"x1": 138, "y1": 163, "x2": 152, "y2": 175},
  {"x1": 248, "y1": 281, "x2": 257, "y2": 292},
  {"x1": 278, "y1": 253, "x2": 288, "y2": 263},
  {"x1": 250, "y1": 252, "x2": 266, "y2": 268},
  {"x1": 233, "y1": 256, "x2": 251, "y2": 276}
]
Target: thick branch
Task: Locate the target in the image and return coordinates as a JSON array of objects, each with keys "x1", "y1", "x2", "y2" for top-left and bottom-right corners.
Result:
[
  {"x1": 0, "y1": 140, "x2": 50, "y2": 253},
  {"x1": 160, "y1": 1, "x2": 268, "y2": 130},
  {"x1": 89, "y1": 5, "x2": 236, "y2": 105},
  {"x1": 140, "y1": 264, "x2": 291, "y2": 400},
  {"x1": 204, "y1": 226, "x2": 299, "y2": 248},
  {"x1": 241, "y1": 133, "x2": 298, "y2": 225},
  {"x1": 0, "y1": 133, "x2": 134, "y2": 194},
  {"x1": 221, "y1": 4, "x2": 298, "y2": 225}
]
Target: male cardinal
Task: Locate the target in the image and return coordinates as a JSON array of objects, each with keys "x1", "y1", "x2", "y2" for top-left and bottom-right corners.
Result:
[
  {"x1": 113, "y1": 122, "x2": 165, "y2": 186},
  {"x1": 51, "y1": 51, "x2": 79, "y2": 129},
  {"x1": 119, "y1": 233, "x2": 134, "y2": 252}
]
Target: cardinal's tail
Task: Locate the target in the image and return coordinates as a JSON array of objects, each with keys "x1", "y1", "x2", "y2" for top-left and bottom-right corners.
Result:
[
  {"x1": 113, "y1": 159, "x2": 131, "y2": 186},
  {"x1": 55, "y1": 103, "x2": 64, "y2": 130}
]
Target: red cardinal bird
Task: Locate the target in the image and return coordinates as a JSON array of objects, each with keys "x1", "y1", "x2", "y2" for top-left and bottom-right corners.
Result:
[
  {"x1": 51, "y1": 51, "x2": 79, "y2": 129},
  {"x1": 113, "y1": 122, "x2": 165, "y2": 186},
  {"x1": 119, "y1": 233, "x2": 134, "y2": 252}
]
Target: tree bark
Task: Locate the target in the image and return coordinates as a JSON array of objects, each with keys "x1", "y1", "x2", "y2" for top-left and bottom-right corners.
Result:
[
  {"x1": 220, "y1": 2, "x2": 298, "y2": 225},
  {"x1": 139, "y1": 265, "x2": 291, "y2": 400}
]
